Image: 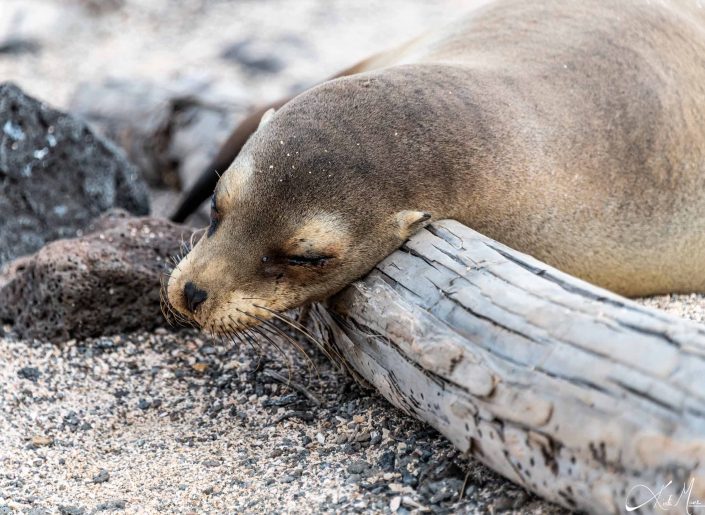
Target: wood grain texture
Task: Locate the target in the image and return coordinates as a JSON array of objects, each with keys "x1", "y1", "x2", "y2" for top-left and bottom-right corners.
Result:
[{"x1": 313, "y1": 220, "x2": 705, "y2": 514}]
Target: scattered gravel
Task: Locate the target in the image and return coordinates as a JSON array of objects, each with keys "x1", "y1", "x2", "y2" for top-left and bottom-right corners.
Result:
[
  {"x1": 637, "y1": 293, "x2": 705, "y2": 324},
  {"x1": 0, "y1": 324, "x2": 565, "y2": 514},
  {"x1": 1, "y1": 294, "x2": 702, "y2": 513}
]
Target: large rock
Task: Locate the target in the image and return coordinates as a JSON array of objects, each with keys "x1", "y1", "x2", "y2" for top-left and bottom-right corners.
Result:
[
  {"x1": 0, "y1": 210, "x2": 190, "y2": 341},
  {"x1": 0, "y1": 82, "x2": 149, "y2": 266},
  {"x1": 69, "y1": 76, "x2": 248, "y2": 191}
]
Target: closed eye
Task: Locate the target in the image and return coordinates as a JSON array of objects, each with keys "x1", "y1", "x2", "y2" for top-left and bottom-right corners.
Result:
[
  {"x1": 285, "y1": 255, "x2": 331, "y2": 267},
  {"x1": 208, "y1": 194, "x2": 220, "y2": 237}
]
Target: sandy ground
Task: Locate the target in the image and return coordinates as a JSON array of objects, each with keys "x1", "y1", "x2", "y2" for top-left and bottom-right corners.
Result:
[
  {"x1": 0, "y1": 0, "x2": 464, "y2": 109},
  {"x1": 1, "y1": 0, "x2": 705, "y2": 513},
  {"x1": 0, "y1": 326, "x2": 565, "y2": 514}
]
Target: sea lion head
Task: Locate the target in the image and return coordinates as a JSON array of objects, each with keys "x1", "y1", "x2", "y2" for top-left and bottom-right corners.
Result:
[{"x1": 166, "y1": 77, "x2": 434, "y2": 333}]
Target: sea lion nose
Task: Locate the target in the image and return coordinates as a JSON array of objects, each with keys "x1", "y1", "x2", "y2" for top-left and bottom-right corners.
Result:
[{"x1": 183, "y1": 281, "x2": 208, "y2": 312}]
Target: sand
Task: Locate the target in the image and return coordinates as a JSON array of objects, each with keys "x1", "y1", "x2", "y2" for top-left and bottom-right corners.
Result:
[{"x1": 0, "y1": 327, "x2": 566, "y2": 514}]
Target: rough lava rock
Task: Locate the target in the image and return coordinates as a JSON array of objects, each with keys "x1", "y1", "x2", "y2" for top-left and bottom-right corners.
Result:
[
  {"x1": 0, "y1": 82, "x2": 149, "y2": 266},
  {"x1": 0, "y1": 209, "x2": 190, "y2": 341}
]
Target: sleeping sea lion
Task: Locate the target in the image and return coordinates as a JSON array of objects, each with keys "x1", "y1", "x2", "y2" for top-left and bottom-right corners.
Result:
[{"x1": 167, "y1": 0, "x2": 705, "y2": 333}]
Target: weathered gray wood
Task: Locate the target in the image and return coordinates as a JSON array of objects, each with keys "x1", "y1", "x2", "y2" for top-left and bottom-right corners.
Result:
[{"x1": 313, "y1": 219, "x2": 705, "y2": 514}]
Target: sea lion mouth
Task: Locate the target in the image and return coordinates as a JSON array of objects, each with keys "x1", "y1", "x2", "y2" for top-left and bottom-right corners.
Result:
[
  {"x1": 209, "y1": 299, "x2": 280, "y2": 335},
  {"x1": 162, "y1": 272, "x2": 280, "y2": 334},
  {"x1": 161, "y1": 269, "x2": 337, "y2": 358}
]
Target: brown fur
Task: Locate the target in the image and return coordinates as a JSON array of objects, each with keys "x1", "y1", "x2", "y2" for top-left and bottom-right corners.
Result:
[{"x1": 168, "y1": 0, "x2": 705, "y2": 332}]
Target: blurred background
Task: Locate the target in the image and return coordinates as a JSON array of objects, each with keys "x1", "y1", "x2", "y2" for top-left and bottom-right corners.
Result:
[{"x1": 0, "y1": 0, "x2": 470, "y2": 222}]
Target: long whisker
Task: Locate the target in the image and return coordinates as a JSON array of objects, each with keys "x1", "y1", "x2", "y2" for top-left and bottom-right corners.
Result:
[
  {"x1": 235, "y1": 309, "x2": 310, "y2": 382},
  {"x1": 158, "y1": 275, "x2": 173, "y2": 326},
  {"x1": 226, "y1": 318, "x2": 258, "y2": 360},
  {"x1": 250, "y1": 325, "x2": 293, "y2": 384},
  {"x1": 217, "y1": 320, "x2": 230, "y2": 349},
  {"x1": 236, "y1": 308, "x2": 319, "y2": 381},
  {"x1": 241, "y1": 329, "x2": 264, "y2": 371},
  {"x1": 159, "y1": 274, "x2": 193, "y2": 327},
  {"x1": 258, "y1": 318, "x2": 319, "y2": 382},
  {"x1": 253, "y1": 304, "x2": 327, "y2": 350},
  {"x1": 228, "y1": 315, "x2": 264, "y2": 368},
  {"x1": 253, "y1": 304, "x2": 345, "y2": 367}
]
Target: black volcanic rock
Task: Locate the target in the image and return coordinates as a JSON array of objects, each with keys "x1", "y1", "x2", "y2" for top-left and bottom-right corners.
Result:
[{"x1": 0, "y1": 82, "x2": 149, "y2": 266}]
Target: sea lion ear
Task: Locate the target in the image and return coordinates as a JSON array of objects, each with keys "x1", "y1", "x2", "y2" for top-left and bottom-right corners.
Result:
[
  {"x1": 258, "y1": 108, "x2": 276, "y2": 130},
  {"x1": 395, "y1": 210, "x2": 432, "y2": 239}
]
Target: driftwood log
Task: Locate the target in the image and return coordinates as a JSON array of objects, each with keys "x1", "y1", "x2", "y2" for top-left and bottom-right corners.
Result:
[{"x1": 314, "y1": 219, "x2": 705, "y2": 514}]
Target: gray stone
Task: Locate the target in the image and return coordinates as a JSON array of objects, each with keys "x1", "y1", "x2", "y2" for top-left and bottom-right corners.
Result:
[
  {"x1": 0, "y1": 2, "x2": 61, "y2": 58},
  {"x1": 74, "y1": 0, "x2": 125, "y2": 15},
  {"x1": 0, "y1": 83, "x2": 149, "y2": 266},
  {"x1": 58, "y1": 507, "x2": 85, "y2": 515},
  {"x1": 94, "y1": 499, "x2": 126, "y2": 512},
  {"x1": 220, "y1": 38, "x2": 286, "y2": 73},
  {"x1": 347, "y1": 460, "x2": 369, "y2": 475},
  {"x1": 92, "y1": 468, "x2": 110, "y2": 484},
  {"x1": 0, "y1": 37, "x2": 40, "y2": 55}
]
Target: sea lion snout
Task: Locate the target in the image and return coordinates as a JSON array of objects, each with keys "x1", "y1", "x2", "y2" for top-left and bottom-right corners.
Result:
[{"x1": 183, "y1": 281, "x2": 208, "y2": 313}]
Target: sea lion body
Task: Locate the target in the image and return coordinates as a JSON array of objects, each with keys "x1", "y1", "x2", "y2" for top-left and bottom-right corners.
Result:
[
  {"x1": 381, "y1": 0, "x2": 705, "y2": 295},
  {"x1": 168, "y1": 0, "x2": 705, "y2": 331}
]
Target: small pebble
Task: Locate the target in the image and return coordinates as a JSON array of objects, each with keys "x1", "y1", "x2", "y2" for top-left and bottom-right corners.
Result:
[
  {"x1": 370, "y1": 431, "x2": 382, "y2": 445},
  {"x1": 95, "y1": 500, "x2": 126, "y2": 512},
  {"x1": 92, "y1": 469, "x2": 110, "y2": 484},
  {"x1": 401, "y1": 470, "x2": 417, "y2": 486},
  {"x1": 31, "y1": 435, "x2": 53, "y2": 447},
  {"x1": 58, "y1": 506, "x2": 85, "y2": 515},
  {"x1": 345, "y1": 473, "x2": 361, "y2": 485},
  {"x1": 347, "y1": 460, "x2": 369, "y2": 475},
  {"x1": 355, "y1": 431, "x2": 371, "y2": 442},
  {"x1": 17, "y1": 366, "x2": 41, "y2": 382},
  {"x1": 192, "y1": 363, "x2": 208, "y2": 373}
]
